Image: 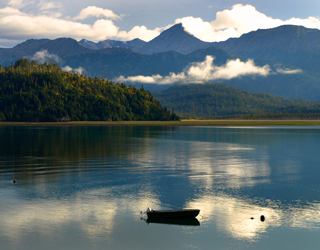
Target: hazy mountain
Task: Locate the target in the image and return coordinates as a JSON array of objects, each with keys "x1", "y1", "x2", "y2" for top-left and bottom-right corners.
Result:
[
  {"x1": 62, "y1": 46, "x2": 236, "y2": 77},
  {"x1": 0, "y1": 38, "x2": 90, "y2": 66},
  {"x1": 79, "y1": 38, "x2": 146, "y2": 50},
  {"x1": 212, "y1": 25, "x2": 320, "y2": 74}
]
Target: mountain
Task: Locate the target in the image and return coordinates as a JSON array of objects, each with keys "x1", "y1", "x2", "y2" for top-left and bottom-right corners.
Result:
[
  {"x1": 152, "y1": 83, "x2": 320, "y2": 118},
  {"x1": 134, "y1": 23, "x2": 212, "y2": 54},
  {"x1": 79, "y1": 23, "x2": 212, "y2": 55},
  {"x1": 79, "y1": 38, "x2": 146, "y2": 50},
  {"x1": 0, "y1": 38, "x2": 90, "y2": 66},
  {"x1": 63, "y1": 45, "x2": 237, "y2": 76},
  {"x1": 0, "y1": 36, "x2": 236, "y2": 76},
  {"x1": 212, "y1": 25, "x2": 320, "y2": 74}
]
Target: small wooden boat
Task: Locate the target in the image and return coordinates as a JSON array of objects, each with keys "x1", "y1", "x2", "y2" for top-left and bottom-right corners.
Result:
[{"x1": 147, "y1": 209, "x2": 200, "y2": 219}]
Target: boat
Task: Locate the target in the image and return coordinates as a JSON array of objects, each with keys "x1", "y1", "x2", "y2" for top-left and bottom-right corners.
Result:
[{"x1": 146, "y1": 209, "x2": 200, "y2": 219}]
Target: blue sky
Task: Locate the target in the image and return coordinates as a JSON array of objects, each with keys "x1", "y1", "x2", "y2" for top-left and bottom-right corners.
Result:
[{"x1": 1, "y1": 0, "x2": 320, "y2": 47}]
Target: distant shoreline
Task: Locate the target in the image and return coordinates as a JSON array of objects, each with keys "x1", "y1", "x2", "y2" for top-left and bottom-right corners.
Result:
[{"x1": 1, "y1": 120, "x2": 320, "y2": 126}]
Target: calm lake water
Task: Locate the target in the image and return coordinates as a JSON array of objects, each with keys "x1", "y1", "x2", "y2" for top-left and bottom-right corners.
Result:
[{"x1": 1, "y1": 126, "x2": 320, "y2": 250}]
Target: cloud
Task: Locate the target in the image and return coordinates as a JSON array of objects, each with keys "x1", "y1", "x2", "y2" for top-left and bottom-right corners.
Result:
[
  {"x1": 117, "y1": 74, "x2": 162, "y2": 84},
  {"x1": 276, "y1": 68, "x2": 303, "y2": 74},
  {"x1": 74, "y1": 6, "x2": 120, "y2": 20},
  {"x1": 0, "y1": 5, "x2": 160, "y2": 46},
  {"x1": 116, "y1": 56, "x2": 271, "y2": 84},
  {"x1": 30, "y1": 49, "x2": 60, "y2": 63},
  {"x1": 62, "y1": 65, "x2": 85, "y2": 74},
  {"x1": 0, "y1": 11, "x2": 118, "y2": 40},
  {"x1": 117, "y1": 25, "x2": 161, "y2": 42},
  {"x1": 175, "y1": 4, "x2": 320, "y2": 42},
  {"x1": 117, "y1": 56, "x2": 303, "y2": 84},
  {"x1": 7, "y1": 0, "x2": 33, "y2": 9},
  {"x1": 0, "y1": 6, "x2": 26, "y2": 16},
  {"x1": 37, "y1": 1, "x2": 63, "y2": 11}
]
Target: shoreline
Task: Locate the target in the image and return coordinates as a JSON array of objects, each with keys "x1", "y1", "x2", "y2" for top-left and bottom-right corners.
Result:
[{"x1": 1, "y1": 120, "x2": 320, "y2": 126}]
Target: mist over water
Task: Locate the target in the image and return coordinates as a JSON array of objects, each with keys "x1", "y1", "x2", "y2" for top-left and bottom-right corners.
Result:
[{"x1": 1, "y1": 126, "x2": 320, "y2": 250}]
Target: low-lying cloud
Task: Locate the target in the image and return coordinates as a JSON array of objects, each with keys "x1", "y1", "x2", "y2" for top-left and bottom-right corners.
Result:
[
  {"x1": 276, "y1": 68, "x2": 303, "y2": 74},
  {"x1": 116, "y1": 56, "x2": 272, "y2": 84},
  {"x1": 116, "y1": 56, "x2": 302, "y2": 84},
  {"x1": 62, "y1": 65, "x2": 85, "y2": 75},
  {"x1": 29, "y1": 50, "x2": 85, "y2": 74},
  {"x1": 30, "y1": 49, "x2": 60, "y2": 63}
]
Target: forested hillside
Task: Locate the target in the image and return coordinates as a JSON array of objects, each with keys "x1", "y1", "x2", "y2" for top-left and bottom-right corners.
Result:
[
  {"x1": 0, "y1": 59, "x2": 179, "y2": 122},
  {"x1": 152, "y1": 83, "x2": 320, "y2": 118}
]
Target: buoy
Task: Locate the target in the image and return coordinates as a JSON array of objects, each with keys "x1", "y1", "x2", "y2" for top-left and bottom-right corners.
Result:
[
  {"x1": 13, "y1": 180, "x2": 16, "y2": 183},
  {"x1": 260, "y1": 215, "x2": 265, "y2": 222}
]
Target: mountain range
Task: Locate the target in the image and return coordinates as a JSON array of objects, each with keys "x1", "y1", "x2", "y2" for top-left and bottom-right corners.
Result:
[{"x1": 0, "y1": 23, "x2": 320, "y2": 101}]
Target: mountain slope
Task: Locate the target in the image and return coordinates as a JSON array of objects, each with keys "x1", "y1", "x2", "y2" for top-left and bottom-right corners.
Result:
[
  {"x1": 152, "y1": 83, "x2": 320, "y2": 118},
  {"x1": 212, "y1": 25, "x2": 320, "y2": 73}
]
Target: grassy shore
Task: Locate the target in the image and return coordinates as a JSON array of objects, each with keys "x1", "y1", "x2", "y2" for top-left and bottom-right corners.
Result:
[{"x1": 1, "y1": 120, "x2": 320, "y2": 126}]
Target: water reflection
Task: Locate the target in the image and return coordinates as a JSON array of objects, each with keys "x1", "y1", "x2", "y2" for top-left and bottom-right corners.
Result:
[
  {"x1": 1, "y1": 126, "x2": 320, "y2": 249},
  {"x1": 0, "y1": 186, "x2": 160, "y2": 243},
  {"x1": 186, "y1": 192, "x2": 320, "y2": 240},
  {"x1": 145, "y1": 217, "x2": 200, "y2": 226}
]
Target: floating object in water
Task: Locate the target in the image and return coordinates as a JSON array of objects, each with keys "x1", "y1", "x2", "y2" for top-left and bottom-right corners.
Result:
[
  {"x1": 260, "y1": 215, "x2": 265, "y2": 222},
  {"x1": 143, "y1": 208, "x2": 200, "y2": 219},
  {"x1": 13, "y1": 180, "x2": 16, "y2": 183}
]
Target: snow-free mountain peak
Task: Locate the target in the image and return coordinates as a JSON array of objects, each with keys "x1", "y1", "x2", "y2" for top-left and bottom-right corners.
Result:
[{"x1": 135, "y1": 23, "x2": 212, "y2": 54}]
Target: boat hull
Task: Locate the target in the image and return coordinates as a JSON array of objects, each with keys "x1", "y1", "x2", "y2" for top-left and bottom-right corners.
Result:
[{"x1": 147, "y1": 209, "x2": 200, "y2": 219}]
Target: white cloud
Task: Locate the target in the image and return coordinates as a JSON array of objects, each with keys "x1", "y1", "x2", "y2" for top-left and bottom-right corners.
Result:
[
  {"x1": 0, "y1": 12, "x2": 119, "y2": 41},
  {"x1": 116, "y1": 56, "x2": 271, "y2": 84},
  {"x1": 8, "y1": 0, "x2": 33, "y2": 9},
  {"x1": 117, "y1": 25, "x2": 161, "y2": 42},
  {"x1": 74, "y1": 6, "x2": 120, "y2": 20},
  {"x1": 0, "y1": 6, "x2": 25, "y2": 16},
  {"x1": 37, "y1": 1, "x2": 63, "y2": 11},
  {"x1": 30, "y1": 49, "x2": 60, "y2": 63},
  {"x1": 117, "y1": 74, "x2": 162, "y2": 84},
  {"x1": 175, "y1": 4, "x2": 320, "y2": 42},
  {"x1": 0, "y1": 5, "x2": 161, "y2": 46},
  {"x1": 62, "y1": 65, "x2": 85, "y2": 74}
]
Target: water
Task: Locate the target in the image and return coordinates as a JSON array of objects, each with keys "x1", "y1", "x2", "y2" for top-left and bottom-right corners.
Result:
[{"x1": 1, "y1": 126, "x2": 320, "y2": 250}]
